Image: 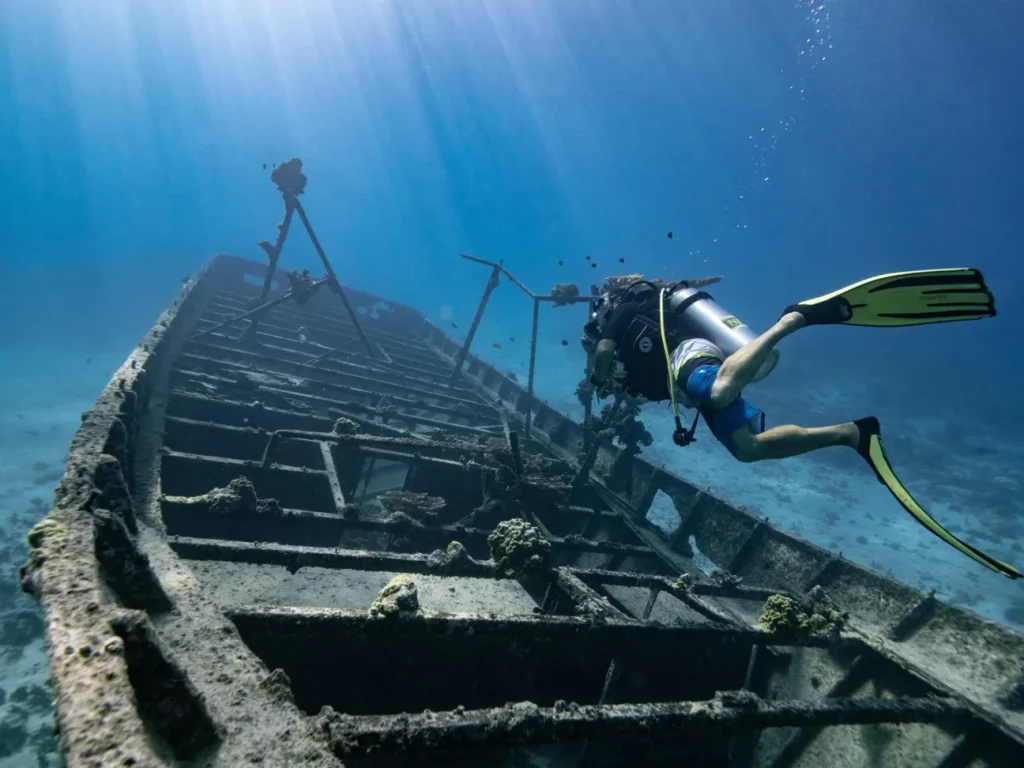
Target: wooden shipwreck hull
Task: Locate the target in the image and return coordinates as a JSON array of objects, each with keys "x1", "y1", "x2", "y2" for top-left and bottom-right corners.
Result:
[{"x1": 23, "y1": 253, "x2": 1024, "y2": 767}]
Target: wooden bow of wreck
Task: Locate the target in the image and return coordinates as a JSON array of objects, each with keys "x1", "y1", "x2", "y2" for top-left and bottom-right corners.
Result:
[{"x1": 20, "y1": 252, "x2": 1024, "y2": 767}]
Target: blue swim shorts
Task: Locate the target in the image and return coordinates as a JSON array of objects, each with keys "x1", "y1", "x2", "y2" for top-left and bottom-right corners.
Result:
[{"x1": 683, "y1": 364, "x2": 766, "y2": 456}]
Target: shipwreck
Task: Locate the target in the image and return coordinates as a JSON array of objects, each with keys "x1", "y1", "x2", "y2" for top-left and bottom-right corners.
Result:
[{"x1": 21, "y1": 160, "x2": 1024, "y2": 767}]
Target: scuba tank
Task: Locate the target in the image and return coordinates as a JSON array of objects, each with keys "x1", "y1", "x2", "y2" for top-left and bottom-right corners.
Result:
[{"x1": 664, "y1": 283, "x2": 779, "y2": 382}]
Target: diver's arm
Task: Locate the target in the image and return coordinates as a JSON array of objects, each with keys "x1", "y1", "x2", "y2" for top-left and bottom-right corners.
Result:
[{"x1": 591, "y1": 339, "x2": 618, "y2": 383}]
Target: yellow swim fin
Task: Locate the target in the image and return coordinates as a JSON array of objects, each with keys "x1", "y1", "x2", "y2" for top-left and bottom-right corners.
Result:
[
  {"x1": 785, "y1": 268, "x2": 996, "y2": 327},
  {"x1": 854, "y1": 417, "x2": 1020, "y2": 579}
]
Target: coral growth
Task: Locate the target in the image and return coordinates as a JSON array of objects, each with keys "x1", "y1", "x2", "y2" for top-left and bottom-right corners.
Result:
[
  {"x1": 574, "y1": 376, "x2": 595, "y2": 409},
  {"x1": 587, "y1": 400, "x2": 653, "y2": 457},
  {"x1": 369, "y1": 575, "x2": 422, "y2": 618},
  {"x1": 671, "y1": 573, "x2": 693, "y2": 594},
  {"x1": 332, "y1": 417, "x2": 361, "y2": 435},
  {"x1": 426, "y1": 541, "x2": 484, "y2": 575},
  {"x1": 600, "y1": 273, "x2": 723, "y2": 293},
  {"x1": 183, "y1": 476, "x2": 283, "y2": 515},
  {"x1": 26, "y1": 519, "x2": 66, "y2": 549},
  {"x1": 271, "y1": 157, "x2": 307, "y2": 196},
  {"x1": 759, "y1": 586, "x2": 847, "y2": 638},
  {"x1": 379, "y1": 491, "x2": 446, "y2": 522},
  {"x1": 487, "y1": 519, "x2": 551, "y2": 577},
  {"x1": 286, "y1": 268, "x2": 317, "y2": 305},
  {"x1": 551, "y1": 283, "x2": 581, "y2": 306},
  {"x1": 608, "y1": 399, "x2": 654, "y2": 456}
]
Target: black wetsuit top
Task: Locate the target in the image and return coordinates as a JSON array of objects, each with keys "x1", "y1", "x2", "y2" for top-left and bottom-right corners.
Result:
[{"x1": 601, "y1": 298, "x2": 674, "y2": 401}]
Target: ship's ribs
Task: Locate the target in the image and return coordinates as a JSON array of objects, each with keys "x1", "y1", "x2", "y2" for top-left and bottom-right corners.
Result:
[{"x1": 23, "y1": 253, "x2": 1024, "y2": 768}]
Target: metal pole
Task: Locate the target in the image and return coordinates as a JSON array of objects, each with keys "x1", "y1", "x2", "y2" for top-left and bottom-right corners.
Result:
[
  {"x1": 449, "y1": 265, "x2": 501, "y2": 386},
  {"x1": 257, "y1": 200, "x2": 296, "y2": 303},
  {"x1": 291, "y1": 197, "x2": 376, "y2": 360},
  {"x1": 525, "y1": 296, "x2": 540, "y2": 438},
  {"x1": 190, "y1": 279, "x2": 328, "y2": 342}
]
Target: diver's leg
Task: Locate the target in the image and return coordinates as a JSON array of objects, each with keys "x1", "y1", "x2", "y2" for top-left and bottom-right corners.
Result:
[
  {"x1": 731, "y1": 422, "x2": 858, "y2": 463},
  {"x1": 708, "y1": 312, "x2": 805, "y2": 408}
]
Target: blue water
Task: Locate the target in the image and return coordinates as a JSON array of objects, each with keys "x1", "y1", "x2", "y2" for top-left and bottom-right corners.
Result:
[{"x1": 1, "y1": 1, "x2": 1023, "y2": 762}]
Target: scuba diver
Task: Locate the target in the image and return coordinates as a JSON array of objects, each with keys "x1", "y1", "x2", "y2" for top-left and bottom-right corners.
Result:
[{"x1": 581, "y1": 268, "x2": 1020, "y2": 579}]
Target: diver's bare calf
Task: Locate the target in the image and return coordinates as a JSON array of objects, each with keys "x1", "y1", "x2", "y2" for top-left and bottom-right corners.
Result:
[
  {"x1": 710, "y1": 311, "x2": 859, "y2": 463},
  {"x1": 731, "y1": 422, "x2": 858, "y2": 463}
]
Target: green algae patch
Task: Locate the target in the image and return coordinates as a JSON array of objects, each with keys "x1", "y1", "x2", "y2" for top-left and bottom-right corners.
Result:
[
  {"x1": 27, "y1": 519, "x2": 67, "y2": 548},
  {"x1": 671, "y1": 573, "x2": 693, "y2": 594},
  {"x1": 487, "y1": 518, "x2": 551, "y2": 577},
  {"x1": 759, "y1": 586, "x2": 847, "y2": 638}
]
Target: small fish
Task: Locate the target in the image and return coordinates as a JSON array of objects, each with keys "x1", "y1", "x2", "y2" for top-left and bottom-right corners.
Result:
[
  {"x1": 591, "y1": 263, "x2": 597, "y2": 268},
  {"x1": 558, "y1": 260, "x2": 563, "y2": 266},
  {"x1": 509, "y1": 336, "x2": 515, "y2": 342},
  {"x1": 451, "y1": 322, "x2": 458, "y2": 329},
  {"x1": 25, "y1": 429, "x2": 39, "y2": 437},
  {"x1": 618, "y1": 257, "x2": 625, "y2": 263},
  {"x1": 15, "y1": 414, "x2": 24, "y2": 420},
  {"x1": 263, "y1": 163, "x2": 267, "y2": 170},
  {"x1": 585, "y1": 254, "x2": 591, "y2": 260},
  {"x1": 737, "y1": 195, "x2": 745, "y2": 201},
  {"x1": 560, "y1": 340, "x2": 569, "y2": 346},
  {"x1": 667, "y1": 231, "x2": 674, "y2": 239},
  {"x1": 86, "y1": 357, "x2": 93, "y2": 365},
  {"x1": 181, "y1": 273, "x2": 190, "y2": 284},
  {"x1": 492, "y1": 342, "x2": 502, "y2": 349}
]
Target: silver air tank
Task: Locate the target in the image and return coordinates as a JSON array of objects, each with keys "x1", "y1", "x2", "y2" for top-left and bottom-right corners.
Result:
[{"x1": 666, "y1": 284, "x2": 780, "y2": 382}]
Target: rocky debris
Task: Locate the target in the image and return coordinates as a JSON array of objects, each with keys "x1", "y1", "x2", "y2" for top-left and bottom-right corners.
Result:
[
  {"x1": 551, "y1": 283, "x2": 580, "y2": 307},
  {"x1": 271, "y1": 157, "x2": 307, "y2": 196},
  {"x1": 180, "y1": 476, "x2": 283, "y2": 516},
  {"x1": 487, "y1": 519, "x2": 551, "y2": 578},
  {"x1": 426, "y1": 541, "x2": 486, "y2": 575},
  {"x1": 759, "y1": 586, "x2": 847, "y2": 638},
  {"x1": 379, "y1": 491, "x2": 446, "y2": 522},
  {"x1": 369, "y1": 575, "x2": 422, "y2": 618},
  {"x1": 332, "y1": 417, "x2": 361, "y2": 435}
]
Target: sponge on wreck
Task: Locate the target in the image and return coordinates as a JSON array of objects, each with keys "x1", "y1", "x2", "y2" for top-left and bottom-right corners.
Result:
[{"x1": 369, "y1": 574, "x2": 423, "y2": 619}]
